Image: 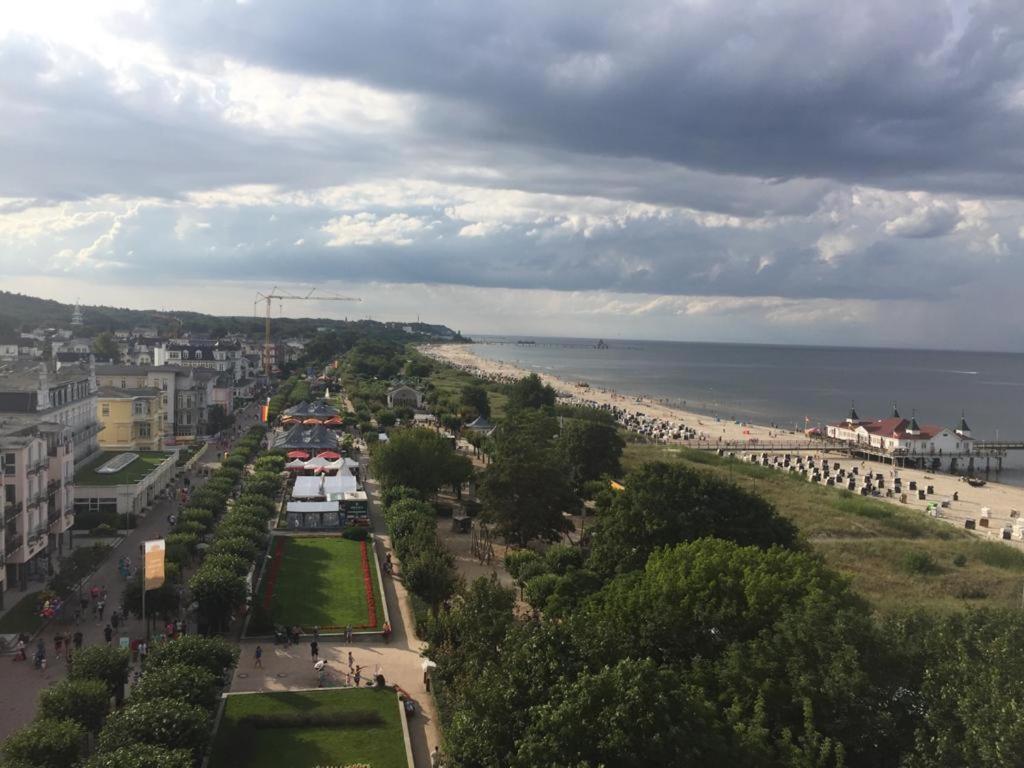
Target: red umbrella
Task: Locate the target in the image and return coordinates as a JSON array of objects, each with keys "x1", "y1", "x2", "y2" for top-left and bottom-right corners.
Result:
[
  {"x1": 316, "y1": 451, "x2": 341, "y2": 460},
  {"x1": 303, "y1": 418, "x2": 322, "y2": 425},
  {"x1": 324, "y1": 416, "x2": 344, "y2": 426},
  {"x1": 287, "y1": 450, "x2": 310, "y2": 460}
]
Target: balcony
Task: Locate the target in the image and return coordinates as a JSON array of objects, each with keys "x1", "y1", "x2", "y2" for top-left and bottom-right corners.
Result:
[
  {"x1": 4, "y1": 531, "x2": 21, "y2": 557},
  {"x1": 3, "y1": 501, "x2": 19, "y2": 524},
  {"x1": 26, "y1": 457, "x2": 47, "y2": 475},
  {"x1": 47, "y1": 478, "x2": 61, "y2": 494}
]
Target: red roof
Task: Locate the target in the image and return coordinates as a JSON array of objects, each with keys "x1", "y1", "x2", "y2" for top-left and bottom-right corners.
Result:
[{"x1": 861, "y1": 418, "x2": 949, "y2": 440}]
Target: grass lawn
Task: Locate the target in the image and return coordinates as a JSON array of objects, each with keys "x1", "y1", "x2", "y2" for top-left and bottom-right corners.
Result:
[
  {"x1": 424, "y1": 357, "x2": 509, "y2": 420},
  {"x1": 254, "y1": 537, "x2": 383, "y2": 632},
  {"x1": 621, "y1": 441, "x2": 1024, "y2": 613},
  {"x1": 0, "y1": 590, "x2": 46, "y2": 635},
  {"x1": 210, "y1": 689, "x2": 407, "y2": 768},
  {"x1": 76, "y1": 451, "x2": 170, "y2": 486}
]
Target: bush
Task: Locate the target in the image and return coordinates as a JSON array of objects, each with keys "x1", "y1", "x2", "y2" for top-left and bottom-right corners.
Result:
[
  {"x1": 98, "y1": 698, "x2": 209, "y2": 759},
  {"x1": 38, "y1": 678, "x2": 110, "y2": 733},
  {"x1": 131, "y1": 663, "x2": 219, "y2": 711},
  {"x1": 92, "y1": 523, "x2": 116, "y2": 537},
  {"x1": 82, "y1": 743, "x2": 192, "y2": 768},
  {"x1": 0, "y1": 719, "x2": 84, "y2": 768},
  {"x1": 145, "y1": 635, "x2": 239, "y2": 683},
  {"x1": 69, "y1": 646, "x2": 130, "y2": 699},
  {"x1": 903, "y1": 551, "x2": 940, "y2": 575},
  {"x1": 952, "y1": 553, "x2": 968, "y2": 567}
]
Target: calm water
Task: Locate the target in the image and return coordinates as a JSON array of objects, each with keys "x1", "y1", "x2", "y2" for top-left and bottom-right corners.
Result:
[{"x1": 469, "y1": 336, "x2": 1024, "y2": 485}]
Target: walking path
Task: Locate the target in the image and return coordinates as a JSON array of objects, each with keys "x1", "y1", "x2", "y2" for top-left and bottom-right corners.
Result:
[{"x1": 0, "y1": 402, "x2": 261, "y2": 741}]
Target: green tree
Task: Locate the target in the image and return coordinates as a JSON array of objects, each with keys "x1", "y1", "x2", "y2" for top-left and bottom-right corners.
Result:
[
  {"x1": 206, "y1": 404, "x2": 234, "y2": 434},
  {"x1": 588, "y1": 461, "x2": 798, "y2": 575},
  {"x1": 555, "y1": 417, "x2": 625, "y2": 492},
  {"x1": 37, "y1": 678, "x2": 110, "y2": 733},
  {"x1": 69, "y1": 646, "x2": 130, "y2": 705},
  {"x1": 82, "y1": 743, "x2": 192, "y2": 768},
  {"x1": 98, "y1": 699, "x2": 209, "y2": 759},
  {"x1": 460, "y1": 384, "x2": 491, "y2": 419},
  {"x1": 131, "y1": 663, "x2": 219, "y2": 711},
  {"x1": 371, "y1": 427, "x2": 464, "y2": 499},
  {"x1": 507, "y1": 373, "x2": 555, "y2": 411},
  {"x1": 121, "y1": 575, "x2": 180, "y2": 627},
  {"x1": 189, "y1": 566, "x2": 246, "y2": 634},
  {"x1": 144, "y1": 634, "x2": 240, "y2": 684},
  {"x1": 91, "y1": 332, "x2": 119, "y2": 361},
  {"x1": 404, "y1": 548, "x2": 460, "y2": 615},
  {"x1": 512, "y1": 659, "x2": 736, "y2": 768},
  {"x1": 0, "y1": 719, "x2": 84, "y2": 768}
]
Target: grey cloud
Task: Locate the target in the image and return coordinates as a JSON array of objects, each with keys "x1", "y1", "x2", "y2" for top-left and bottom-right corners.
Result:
[
  {"x1": 883, "y1": 205, "x2": 962, "y2": 238},
  {"x1": 141, "y1": 0, "x2": 1024, "y2": 196}
]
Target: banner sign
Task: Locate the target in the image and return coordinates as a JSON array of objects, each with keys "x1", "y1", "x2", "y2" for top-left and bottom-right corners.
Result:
[{"x1": 144, "y1": 539, "x2": 166, "y2": 591}]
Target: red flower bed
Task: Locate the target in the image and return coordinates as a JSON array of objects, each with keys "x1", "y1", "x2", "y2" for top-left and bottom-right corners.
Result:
[
  {"x1": 360, "y1": 540, "x2": 378, "y2": 629},
  {"x1": 262, "y1": 538, "x2": 286, "y2": 610}
]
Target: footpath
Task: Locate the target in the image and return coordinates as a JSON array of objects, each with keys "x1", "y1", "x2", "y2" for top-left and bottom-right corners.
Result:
[{"x1": 0, "y1": 402, "x2": 261, "y2": 741}]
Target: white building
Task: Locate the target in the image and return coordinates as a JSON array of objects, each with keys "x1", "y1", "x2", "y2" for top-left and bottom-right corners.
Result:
[{"x1": 826, "y1": 405, "x2": 974, "y2": 457}]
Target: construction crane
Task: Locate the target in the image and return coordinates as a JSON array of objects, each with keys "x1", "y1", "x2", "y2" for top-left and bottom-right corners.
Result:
[{"x1": 254, "y1": 287, "x2": 361, "y2": 375}]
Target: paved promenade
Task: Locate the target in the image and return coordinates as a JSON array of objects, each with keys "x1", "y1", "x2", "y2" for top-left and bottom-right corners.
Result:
[{"x1": 0, "y1": 402, "x2": 261, "y2": 740}]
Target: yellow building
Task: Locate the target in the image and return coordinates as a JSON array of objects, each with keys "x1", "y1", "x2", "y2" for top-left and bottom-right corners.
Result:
[{"x1": 96, "y1": 386, "x2": 165, "y2": 451}]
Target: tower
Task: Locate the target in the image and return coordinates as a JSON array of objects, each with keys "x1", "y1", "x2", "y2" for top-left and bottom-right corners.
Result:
[{"x1": 71, "y1": 300, "x2": 84, "y2": 327}]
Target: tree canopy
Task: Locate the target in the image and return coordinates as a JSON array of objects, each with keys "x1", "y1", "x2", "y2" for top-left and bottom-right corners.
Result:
[
  {"x1": 371, "y1": 427, "x2": 473, "y2": 499},
  {"x1": 506, "y1": 373, "x2": 555, "y2": 411}
]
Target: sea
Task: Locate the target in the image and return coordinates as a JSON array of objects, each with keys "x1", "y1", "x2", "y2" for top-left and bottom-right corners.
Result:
[{"x1": 466, "y1": 335, "x2": 1024, "y2": 487}]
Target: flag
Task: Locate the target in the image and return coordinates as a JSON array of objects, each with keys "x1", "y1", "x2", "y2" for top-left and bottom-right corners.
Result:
[
  {"x1": 144, "y1": 539, "x2": 166, "y2": 591},
  {"x1": 261, "y1": 396, "x2": 270, "y2": 423}
]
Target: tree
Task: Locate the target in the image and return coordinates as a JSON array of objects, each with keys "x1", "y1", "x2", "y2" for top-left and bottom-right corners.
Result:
[
  {"x1": 144, "y1": 635, "x2": 240, "y2": 684},
  {"x1": 506, "y1": 373, "x2": 555, "y2": 411},
  {"x1": 511, "y1": 659, "x2": 736, "y2": 768},
  {"x1": 91, "y1": 332, "x2": 119, "y2": 361},
  {"x1": 588, "y1": 461, "x2": 798, "y2": 576},
  {"x1": 460, "y1": 384, "x2": 491, "y2": 418},
  {"x1": 131, "y1": 663, "x2": 219, "y2": 711},
  {"x1": 404, "y1": 548, "x2": 460, "y2": 615},
  {"x1": 121, "y1": 574, "x2": 181, "y2": 626},
  {"x1": 477, "y1": 412, "x2": 578, "y2": 546},
  {"x1": 38, "y1": 678, "x2": 110, "y2": 733},
  {"x1": 0, "y1": 719, "x2": 85, "y2": 768},
  {"x1": 189, "y1": 566, "x2": 246, "y2": 634},
  {"x1": 371, "y1": 428, "x2": 465, "y2": 499},
  {"x1": 98, "y1": 698, "x2": 209, "y2": 759},
  {"x1": 556, "y1": 417, "x2": 625, "y2": 492},
  {"x1": 69, "y1": 646, "x2": 130, "y2": 704},
  {"x1": 207, "y1": 404, "x2": 234, "y2": 434},
  {"x1": 82, "y1": 743, "x2": 192, "y2": 768}
]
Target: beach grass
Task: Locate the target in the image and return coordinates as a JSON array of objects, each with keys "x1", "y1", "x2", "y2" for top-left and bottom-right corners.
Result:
[
  {"x1": 209, "y1": 689, "x2": 407, "y2": 768},
  {"x1": 75, "y1": 450, "x2": 170, "y2": 486},
  {"x1": 253, "y1": 537, "x2": 383, "y2": 632},
  {"x1": 621, "y1": 441, "x2": 1024, "y2": 612}
]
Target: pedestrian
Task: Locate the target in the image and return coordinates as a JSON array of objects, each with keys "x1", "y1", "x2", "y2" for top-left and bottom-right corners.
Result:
[
  {"x1": 14, "y1": 638, "x2": 25, "y2": 661},
  {"x1": 138, "y1": 640, "x2": 148, "y2": 667},
  {"x1": 111, "y1": 611, "x2": 120, "y2": 631},
  {"x1": 97, "y1": 599, "x2": 105, "y2": 620},
  {"x1": 53, "y1": 634, "x2": 63, "y2": 660},
  {"x1": 424, "y1": 668, "x2": 431, "y2": 692},
  {"x1": 73, "y1": 631, "x2": 83, "y2": 650},
  {"x1": 353, "y1": 666, "x2": 361, "y2": 687},
  {"x1": 345, "y1": 623, "x2": 353, "y2": 642},
  {"x1": 104, "y1": 624, "x2": 113, "y2": 644},
  {"x1": 382, "y1": 621, "x2": 392, "y2": 643},
  {"x1": 310, "y1": 640, "x2": 319, "y2": 661},
  {"x1": 91, "y1": 600, "x2": 98, "y2": 619},
  {"x1": 100, "y1": 586, "x2": 108, "y2": 602},
  {"x1": 432, "y1": 746, "x2": 442, "y2": 768},
  {"x1": 90, "y1": 584, "x2": 99, "y2": 602},
  {"x1": 312, "y1": 625, "x2": 320, "y2": 641},
  {"x1": 254, "y1": 645, "x2": 263, "y2": 668},
  {"x1": 347, "y1": 651, "x2": 354, "y2": 673}
]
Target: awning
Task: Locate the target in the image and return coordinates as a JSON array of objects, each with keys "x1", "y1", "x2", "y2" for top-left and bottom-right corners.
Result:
[
  {"x1": 317, "y1": 450, "x2": 341, "y2": 460},
  {"x1": 303, "y1": 418, "x2": 322, "y2": 425},
  {"x1": 287, "y1": 450, "x2": 310, "y2": 459}
]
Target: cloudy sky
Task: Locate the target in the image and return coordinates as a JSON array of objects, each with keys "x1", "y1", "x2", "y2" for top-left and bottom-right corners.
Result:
[{"x1": 2, "y1": 1, "x2": 1024, "y2": 349}]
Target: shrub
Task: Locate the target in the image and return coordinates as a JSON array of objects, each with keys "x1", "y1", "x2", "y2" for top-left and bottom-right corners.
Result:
[
  {"x1": 952, "y1": 553, "x2": 968, "y2": 567},
  {"x1": 0, "y1": 719, "x2": 84, "y2": 768},
  {"x1": 69, "y1": 645, "x2": 130, "y2": 700},
  {"x1": 145, "y1": 635, "x2": 239, "y2": 683},
  {"x1": 131, "y1": 663, "x2": 219, "y2": 711},
  {"x1": 82, "y1": 743, "x2": 191, "y2": 768},
  {"x1": 92, "y1": 523, "x2": 116, "y2": 537},
  {"x1": 902, "y1": 551, "x2": 940, "y2": 575},
  {"x1": 201, "y1": 552, "x2": 250, "y2": 577},
  {"x1": 207, "y1": 535, "x2": 257, "y2": 562},
  {"x1": 98, "y1": 698, "x2": 209, "y2": 759},
  {"x1": 38, "y1": 678, "x2": 110, "y2": 733},
  {"x1": 341, "y1": 526, "x2": 370, "y2": 541}
]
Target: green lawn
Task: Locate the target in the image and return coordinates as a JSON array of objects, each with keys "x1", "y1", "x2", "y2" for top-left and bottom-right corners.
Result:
[
  {"x1": 0, "y1": 590, "x2": 46, "y2": 635},
  {"x1": 425, "y1": 359, "x2": 509, "y2": 420},
  {"x1": 76, "y1": 451, "x2": 170, "y2": 486},
  {"x1": 210, "y1": 689, "x2": 408, "y2": 768},
  {"x1": 621, "y1": 441, "x2": 1024, "y2": 613},
  {"x1": 254, "y1": 537, "x2": 383, "y2": 632}
]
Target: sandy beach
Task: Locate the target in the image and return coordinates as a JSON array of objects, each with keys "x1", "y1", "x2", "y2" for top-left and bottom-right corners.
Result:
[{"x1": 422, "y1": 343, "x2": 1024, "y2": 551}]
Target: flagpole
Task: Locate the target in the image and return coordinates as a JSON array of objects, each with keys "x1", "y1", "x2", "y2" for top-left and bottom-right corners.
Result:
[{"x1": 142, "y1": 583, "x2": 147, "y2": 642}]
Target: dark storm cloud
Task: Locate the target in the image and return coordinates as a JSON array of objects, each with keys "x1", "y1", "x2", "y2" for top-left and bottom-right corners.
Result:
[{"x1": 140, "y1": 0, "x2": 1024, "y2": 196}]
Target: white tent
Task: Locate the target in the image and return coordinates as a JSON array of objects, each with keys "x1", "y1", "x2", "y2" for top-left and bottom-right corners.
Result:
[
  {"x1": 323, "y1": 473, "x2": 358, "y2": 500},
  {"x1": 285, "y1": 459, "x2": 307, "y2": 470},
  {"x1": 286, "y1": 501, "x2": 339, "y2": 513},
  {"x1": 305, "y1": 456, "x2": 331, "y2": 469},
  {"x1": 292, "y1": 475, "x2": 323, "y2": 499}
]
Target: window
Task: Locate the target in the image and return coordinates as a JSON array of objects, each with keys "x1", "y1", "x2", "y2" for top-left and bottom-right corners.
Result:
[
  {"x1": 134, "y1": 401, "x2": 146, "y2": 416},
  {"x1": 195, "y1": 350, "x2": 203, "y2": 360},
  {"x1": 137, "y1": 423, "x2": 151, "y2": 438},
  {"x1": 182, "y1": 350, "x2": 189, "y2": 360},
  {"x1": 120, "y1": 379, "x2": 126, "y2": 389},
  {"x1": 2, "y1": 452, "x2": 15, "y2": 471}
]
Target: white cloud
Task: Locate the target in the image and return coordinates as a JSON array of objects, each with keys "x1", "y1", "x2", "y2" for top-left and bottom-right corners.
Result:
[{"x1": 321, "y1": 212, "x2": 428, "y2": 247}]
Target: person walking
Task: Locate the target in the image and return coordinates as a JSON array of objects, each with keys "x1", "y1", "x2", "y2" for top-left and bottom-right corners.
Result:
[
  {"x1": 111, "y1": 611, "x2": 120, "y2": 632},
  {"x1": 345, "y1": 623, "x2": 353, "y2": 642},
  {"x1": 138, "y1": 640, "x2": 148, "y2": 667},
  {"x1": 97, "y1": 599, "x2": 106, "y2": 621},
  {"x1": 432, "y1": 746, "x2": 443, "y2": 768},
  {"x1": 254, "y1": 645, "x2": 263, "y2": 668},
  {"x1": 310, "y1": 639, "x2": 319, "y2": 662},
  {"x1": 103, "y1": 624, "x2": 113, "y2": 644},
  {"x1": 73, "y1": 631, "x2": 83, "y2": 651},
  {"x1": 353, "y1": 665, "x2": 362, "y2": 687},
  {"x1": 347, "y1": 651, "x2": 354, "y2": 673}
]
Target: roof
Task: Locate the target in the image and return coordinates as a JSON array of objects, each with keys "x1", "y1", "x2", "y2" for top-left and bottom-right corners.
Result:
[
  {"x1": 387, "y1": 385, "x2": 420, "y2": 396},
  {"x1": 272, "y1": 424, "x2": 340, "y2": 452},
  {"x1": 282, "y1": 400, "x2": 340, "y2": 419},
  {"x1": 858, "y1": 417, "x2": 962, "y2": 441},
  {"x1": 0, "y1": 360, "x2": 92, "y2": 390},
  {"x1": 95, "y1": 364, "x2": 190, "y2": 376}
]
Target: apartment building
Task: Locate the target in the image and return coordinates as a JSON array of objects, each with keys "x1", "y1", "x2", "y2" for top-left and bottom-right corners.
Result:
[{"x1": 96, "y1": 386, "x2": 166, "y2": 450}]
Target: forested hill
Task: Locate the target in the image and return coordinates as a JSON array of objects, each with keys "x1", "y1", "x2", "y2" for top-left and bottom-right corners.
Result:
[{"x1": 0, "y1": 290, "x2": 464, "y2": 341}]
